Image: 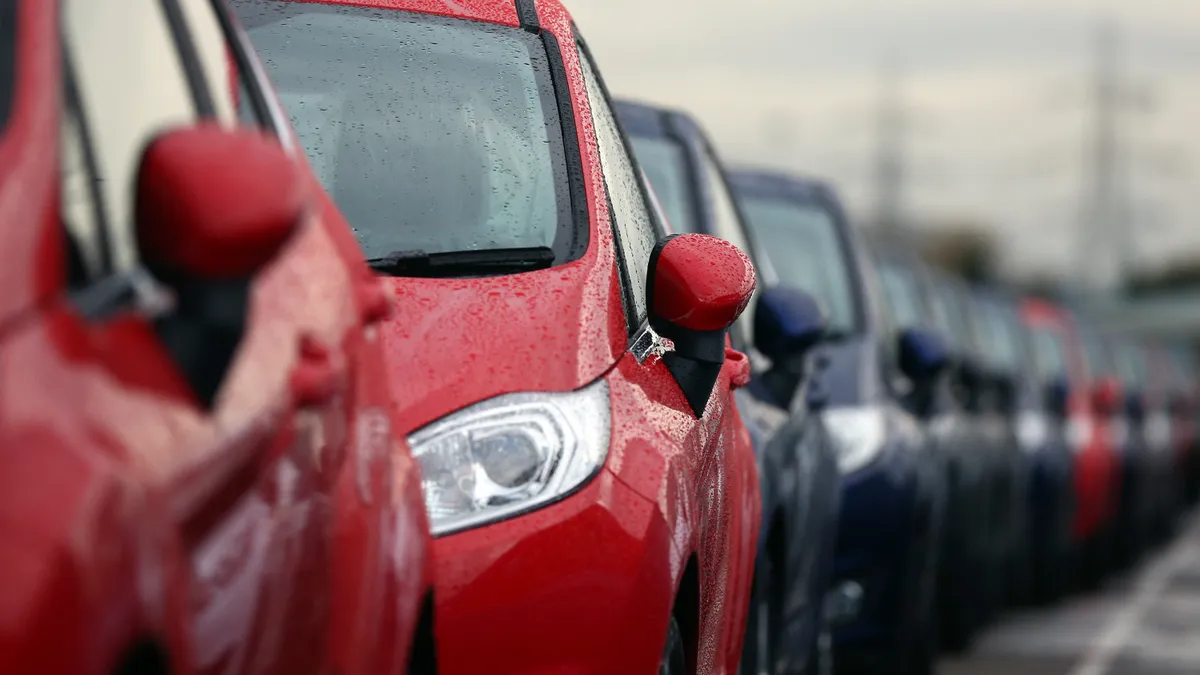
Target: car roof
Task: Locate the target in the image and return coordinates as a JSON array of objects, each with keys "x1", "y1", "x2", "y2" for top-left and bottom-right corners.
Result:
[
  {"x1": 286, "y1": 0, "x2": 525, "y2": 27},
  {"x1": 726, "y1": 167, "x2": 839, "y2": 206}
]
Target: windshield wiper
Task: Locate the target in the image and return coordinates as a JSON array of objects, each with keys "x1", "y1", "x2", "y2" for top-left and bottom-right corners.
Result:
[{"x1": 365, "y1": 246, "x2": 556, "y2": 278}]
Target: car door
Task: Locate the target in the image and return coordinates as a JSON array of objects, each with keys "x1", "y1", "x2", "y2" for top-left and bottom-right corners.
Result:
[
  {"x1": 59, "y1": 0, "x2": 355, "y2": 672},
  {"x1": 572, "y1": 34, "x2": 757, "y2": 669}
]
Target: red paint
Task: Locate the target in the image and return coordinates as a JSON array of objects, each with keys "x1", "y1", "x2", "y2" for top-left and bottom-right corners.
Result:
[
  {"x1": 1021, "y1": 299, "x2": 1119, "y2": 542},
  {"x1": 136, "y1": 125, "x2": 306, "y2": 280},
  {"x1": 268, "y1": 0, "x2": 763, "y2": 671},
  {"x1": 0, "y1": 1, "x2": 432, "y2": 674},
  {"x1": 653, "y1": 234, "x2": 756, "y2": 332}
]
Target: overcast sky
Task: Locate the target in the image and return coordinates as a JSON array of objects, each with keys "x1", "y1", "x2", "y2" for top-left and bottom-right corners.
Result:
[{"x1": 568, "y1": 0, "x2": 1200, "y2": 282}]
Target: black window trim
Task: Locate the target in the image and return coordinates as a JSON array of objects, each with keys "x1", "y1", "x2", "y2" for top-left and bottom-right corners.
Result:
[
  {"x1": 0, "y1": 0, "x2": 16, "y2": 134},
  {"x1": 61, "y1": 46, "x2": 115, "y2": 280},
  {"x1": 159, "y1": 0, "x2": 216, "y2": 118},
  {"x1": 573, "y1": 27, "x2": 667, "y2": 337},
  {"x1": 210, "y1": 0, "x2": 282, "y2": 136}
]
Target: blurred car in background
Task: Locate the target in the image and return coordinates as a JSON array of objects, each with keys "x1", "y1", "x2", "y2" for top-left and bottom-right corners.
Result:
[
  {"x1": 730, "y1": 170, "x2": 948, "y2": 675},
  {"x1": 1163, "y1": 342, "x2": 1200, "y2": 505},
  {"x1": 972, "y1": 288, "x2": 1071, "y2": 607},
  {"x1": 1022, "y1": 299, "x2": 1120, "y2": 589},
  {"x1": 1078, "y1": 320, "x2": 1154, "y2": 575},
  {"x1": 1145, "y1": 341, "x2": 1188, "y2": 540},
  {"x1": 2, "y1": 0, "x2": 436, "y2": 672},
  {"x1": 871, "y1": 245, "x2": 997, "y2": 650},
  {"x1": 234, "y1": 0, "x2": 765, "y2": 672},
  {"x1": 618, "y1": 99, "x2": 841, "y2": 675},
  {"x1": 924, "y1": 272, "x2": 1013, "y2": 626},
  {"x1": 1014, "y1": 300, "x2": 1078, "y2": 602}
]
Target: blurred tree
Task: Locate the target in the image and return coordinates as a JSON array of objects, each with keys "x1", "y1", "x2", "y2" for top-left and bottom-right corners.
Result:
[
  {"x1": 1125, "y1": 257, "x2": 1200, "y2": 296},
  {"x1": 914, "y1": 223, "x2": 999, "y2": 285}
]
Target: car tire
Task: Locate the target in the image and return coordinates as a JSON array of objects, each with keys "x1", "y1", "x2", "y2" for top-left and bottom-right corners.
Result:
[
  {"x1": 740, "y1": 551, "x2": 781, "y2": 675},
  {"x1": 660, "y1": 615, "x2": 686, "y2": 675}
]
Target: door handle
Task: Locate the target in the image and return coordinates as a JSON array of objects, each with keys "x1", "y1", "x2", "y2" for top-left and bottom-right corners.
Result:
[
  {"x1": 291, "y1": 334, "x2": 346, "y2": 407},
  {"x1": 357, "y1": 278, "x2": 393, "y2": 326}
]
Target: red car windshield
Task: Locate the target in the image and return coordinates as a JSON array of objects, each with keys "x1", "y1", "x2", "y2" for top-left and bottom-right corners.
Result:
[{"x1": 231, "y1": 1, "x2": 577, "y2": 265}]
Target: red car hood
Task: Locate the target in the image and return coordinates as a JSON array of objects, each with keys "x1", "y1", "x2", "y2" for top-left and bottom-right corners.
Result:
[{"x1": 376, "y1": 249, "x2": 627, "y2": 434}]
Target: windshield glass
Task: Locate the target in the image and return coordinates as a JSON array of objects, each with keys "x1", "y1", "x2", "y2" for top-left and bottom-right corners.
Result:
[
  {"x1": 231, "y1": 2, "x2": 575, "y2": 262},
  {"x1": 737, "y1": 196, "x2": 858, "y2": 332},
  {"x1": 877, "y1": 263, "x2": 925, "y2": 329},
  {"x1": 979, "y1": 299, "x2": 1023, "y2": 371},
  {"x1": 1078, "y1": 327, "x2": 1112, "y2": 378},
  {"x1": 931, "y1": 282, "x2": 975, "y2": 354},
  {"x1": 629, "y1": 135, "x2": 697, "y2": 234},
  {"x1": 1032, "y1": 326, "x2": 1067, "y2": 380}
]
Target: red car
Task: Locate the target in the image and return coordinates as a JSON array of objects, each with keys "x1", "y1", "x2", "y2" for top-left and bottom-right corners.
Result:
[
  {"x1": 232, "y1": 0, "x2": 764, "y2": 672},
  {"x1": 1021, "y1": 300, "x2": 1119, "y2": 580},
  {"x1": 0, "y1": 0, "x2": 434, "y2": 673}
]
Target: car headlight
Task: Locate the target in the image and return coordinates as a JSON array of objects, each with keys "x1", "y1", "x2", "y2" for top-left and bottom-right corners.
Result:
[
  {"x1": 1016, "y1": 411, "x2": 1049, "y2": 453},
  {"x1": 1066, "y1": 416, "x2": 1092, "y2": 453},
  {"x1": 409, "y1": 378, "x2": 611, "y2": 536},
  {"x1": 824, "y1": 406, "x2": 888, "y2": 474}
]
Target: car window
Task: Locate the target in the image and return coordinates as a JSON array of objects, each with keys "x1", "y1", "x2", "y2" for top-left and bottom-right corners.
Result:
[
  {"x1": 877, "y1": 263, "x2": 924, "y2": 329},
  {"x1": 737, "y1": 195, "x2": 858, "y2": 333},
  {"x1": 1032, "y1": 326, "x2": 1067, "y2": 380},
  {"x1": 629, "y1": 135, "x2": 697, "y2": 235},
  {"x1": 576, "y1": 46, "x2": 662, "y2": 324},
  {"x1": 61, "y1": 0, "x2": 265, "y2": 282},
  {"x1": 233, "y1": 2, "x2": 576, "y2": 264},
  {"x1": 695, "y1": 146, "x2": 760, "y2": 350},
  {"x1": 978, "y1": 299, "x2": 1023, "y2": 371},
  {"x1": 61, "y1": 0, "x2": 200, "y2": 275}
]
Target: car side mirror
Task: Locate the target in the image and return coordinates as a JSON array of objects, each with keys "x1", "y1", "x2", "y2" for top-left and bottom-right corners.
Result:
[
  {"x1": 1089, "y1": 377, "x2": 1121, "y2": 417},
  {"x1": 1044, "y1": 375, "x2": 1070, "y2": 419},
  {"x1": 751, "y1": 285, "x2": 827, "y2": 411},
  {"x1": 898, "y1": 327, "x2": 949, "y2": 386},
  {"x1": 648, "y1": 233, "x2": 756, "y2": 417},
  {"x1": 136, "y1": 123, "x2": 305, "y2": 408},
  {"x1": 754, "y1": 285, "x2": 826, "y2": 365}
]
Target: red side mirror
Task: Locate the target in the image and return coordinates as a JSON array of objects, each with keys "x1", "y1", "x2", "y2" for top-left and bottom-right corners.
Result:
[
  {"x1": 136, "y1": 123, "x2": 305, "y2": 281},
  {"x1": 649, "y1": 233, "x2": 756, "y2": 332}
]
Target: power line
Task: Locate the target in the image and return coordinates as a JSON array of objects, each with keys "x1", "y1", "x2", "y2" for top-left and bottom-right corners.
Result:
[{"x1": 1075, "y1": 18, "x2": 1156, "y2": 292}]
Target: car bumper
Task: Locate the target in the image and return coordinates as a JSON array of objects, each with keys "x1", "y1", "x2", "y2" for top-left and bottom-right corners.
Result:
[
  {"x1": 431, "y1": 468, "x2": 676, "y2": 675},
  {"x1": 832, "y1": 456, "x2": 930, "y2": 648}
]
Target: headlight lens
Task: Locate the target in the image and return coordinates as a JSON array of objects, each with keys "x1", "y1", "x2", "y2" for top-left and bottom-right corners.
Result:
[
  {"x1": 824, "y1": 406, "x2": 888, "y2": 474},
  {"x1": 1016, "y1": 412, "x2": 1049, "y2": 453},
  {"x1": 409, "y1": 379, "x2": 611, "y2": 536}
]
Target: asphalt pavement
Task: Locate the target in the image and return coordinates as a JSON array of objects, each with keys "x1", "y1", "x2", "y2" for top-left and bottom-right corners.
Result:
[{"x1": 942, "y1": 512, "x2": 1200, "y2": 675}]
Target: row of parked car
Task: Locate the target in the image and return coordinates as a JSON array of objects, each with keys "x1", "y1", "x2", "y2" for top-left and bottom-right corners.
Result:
[{"x1": 5, "y1": 0, "x2": 1197, "y2": 673}]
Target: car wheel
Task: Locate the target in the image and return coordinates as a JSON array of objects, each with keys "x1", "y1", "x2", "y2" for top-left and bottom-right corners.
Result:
[
  {"x1": 660, "y1": 615, "x2": 686, "y2": 675},
  {"x1": 740, "y1": 551, "x2": 780, "y2": 675}
]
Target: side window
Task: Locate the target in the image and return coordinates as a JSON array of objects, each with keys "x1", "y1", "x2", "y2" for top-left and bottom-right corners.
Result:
[
  {"x1": 695, "y1": 147, "x2": 756, "y2": 350},
  {"x1": 576, "y1": 45, "x2": 661, "y2": 324},
  {"x1": 60, "y1": 0, "x2": 267, "y2": 282}
]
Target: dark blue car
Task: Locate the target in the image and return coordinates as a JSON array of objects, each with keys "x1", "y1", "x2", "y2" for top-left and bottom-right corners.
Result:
[
  {"x1": 728, "y1": 169, "x2": 948, "y2": 675},
  {"x1": 972, "y1": 288, "x2": 1075, "y2": 605},
  {"x1": 615, "y1": 100, "x2": 841, "y2": 675},
  {"x1": 869, "y1": 247, "x2": 1000, "y2": 650}
]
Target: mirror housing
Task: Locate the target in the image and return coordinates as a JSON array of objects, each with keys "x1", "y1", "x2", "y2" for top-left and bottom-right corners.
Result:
[
  {"x1": 754, "y1": 285, "x2": 826, "y2": 365},
  {"x1": 137, "y1": 124, "x2": 304, "y2": 282},
  {"x1": 1089, "y1": 377, "x2": 1121, "y2": 417},
  {"x1": 898, "y1": 327, "x2": 949, "y2": 386},
  {"x1": 1044, "y1": 375, "x2": 1070, "y2": 419},
  {"x1": 648, "y1": 233, "x2": 756, "y2": 417},
  {"x1": 136, "y1": 124, "x2": 305, "y2": 408}
]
